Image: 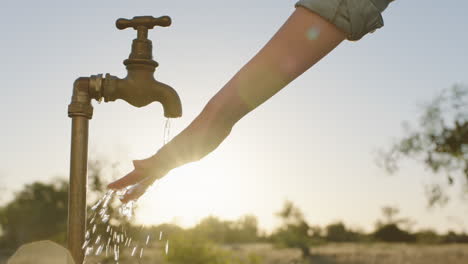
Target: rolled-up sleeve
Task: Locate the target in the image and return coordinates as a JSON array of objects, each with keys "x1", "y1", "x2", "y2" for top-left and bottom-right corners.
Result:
[{"x1": 295, "y1": 0, "x2": 393, "y2": 41}]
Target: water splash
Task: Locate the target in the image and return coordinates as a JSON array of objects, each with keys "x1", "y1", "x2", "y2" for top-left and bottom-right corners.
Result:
[
  {"x1": 119, "y1": 200, "x2": 136, "y2": 219},
  {"x1": 83, "y1": 112, "x2": 178, "y2": 263},
  {"x1": 83, "y1": 189, "x2": 170, "y2": 263}
]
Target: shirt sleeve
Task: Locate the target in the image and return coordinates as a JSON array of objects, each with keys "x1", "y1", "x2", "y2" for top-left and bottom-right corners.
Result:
[{"x1": 295, "y1": 0, "x2": 393, "y2": 41}]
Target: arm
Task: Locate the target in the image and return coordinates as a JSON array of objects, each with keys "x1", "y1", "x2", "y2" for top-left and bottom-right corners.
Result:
[{"x1": 109, "y1": 7, "x2": 346, "y2": 202}]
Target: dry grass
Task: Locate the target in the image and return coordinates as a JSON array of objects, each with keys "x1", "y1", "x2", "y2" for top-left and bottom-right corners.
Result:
[
  {"x1": 2, "y1": 243, "x2": 468, "y2": 264},
  {"x1": 237, "y1": 243, "x2": 468, "y2": 264},
  {"x1": 307, "y1": 243, "x2": 468, "y2": 264}
]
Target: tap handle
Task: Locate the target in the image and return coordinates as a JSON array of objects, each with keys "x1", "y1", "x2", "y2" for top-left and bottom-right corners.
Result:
[{"x1": 116, "y1": 16, "x2": 171, "y2": 31}]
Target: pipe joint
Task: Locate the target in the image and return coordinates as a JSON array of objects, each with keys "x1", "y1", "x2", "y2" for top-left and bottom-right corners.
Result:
[{"x1": 68, "y1": 77, "x2": 93, "y2": 119}]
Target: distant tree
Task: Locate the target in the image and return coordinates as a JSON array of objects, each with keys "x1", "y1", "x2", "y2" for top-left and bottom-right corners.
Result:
[
  {"x1": 226, "y1": 215, "x2": 259, "y2": 244},
  {"x1": 442, "y1": 231, "x2": 468, "y2": 243},
  {"x1": 381, "y1": 206, "x2": 399, "y2": 224},
  {"x1": 192, "y1": 215, "x2": 260, "y2": 244},
  {"x1": 414, "y1": 229, "x2": 442, "y2": 244},
  {"x1": 378, "y1": 84, "x2": 468, "y2": 207},
  {"x1": 271, "y1": 201, "x2": 312, "y2": 258},
  {"x1": 373, "y1": 224, "x2": 416, "y2": 242},
  {"x1": 325, "y1": 222, "x2": 360, "y2": 242},
  {"x1": 373, "y1": 206, "x2": 415, "y2": 242},
  {"x1": 0, "y1": 158, "x2": 121, "y2": 250},
  {"x1": 0, "y1": 180, "x2": 68, "y2": 248},
  {"x1": 192, "y1": 216, "x2": 230, "y2": 244},
  {"x1": 375, "y1": 206, "x2": 414, "y2": 230},
  {"x1": 166, "y1": 230, "x2": 261, "y2": 264}
]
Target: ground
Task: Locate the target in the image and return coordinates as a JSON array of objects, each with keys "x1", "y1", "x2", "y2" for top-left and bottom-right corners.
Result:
[{"x1": 1, "y1": 243, "x2": 467, "y2": 264}]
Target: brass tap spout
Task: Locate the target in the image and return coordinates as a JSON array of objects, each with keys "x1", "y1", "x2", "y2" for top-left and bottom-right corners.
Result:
[{"x1": 101, "y1": 64, "x2": 182, "y2": 118}]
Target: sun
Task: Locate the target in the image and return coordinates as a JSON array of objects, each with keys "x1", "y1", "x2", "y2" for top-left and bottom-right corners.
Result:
[{"x1": 134, "y1": 157, "x2": 244, "y2": 227}]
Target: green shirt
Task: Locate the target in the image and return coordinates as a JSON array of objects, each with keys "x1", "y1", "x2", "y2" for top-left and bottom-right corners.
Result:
[{"x1": 296, "y1": 0, "x2": 393, "y2": 40}]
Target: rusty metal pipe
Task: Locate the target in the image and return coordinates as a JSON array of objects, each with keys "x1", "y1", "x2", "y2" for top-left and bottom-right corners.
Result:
[
  {"x1": 68, "y1": 116, "x2": 89, "y2": 264},
  {"x1": 67, "y1": 78, "x2": 92, "y2": 264}
]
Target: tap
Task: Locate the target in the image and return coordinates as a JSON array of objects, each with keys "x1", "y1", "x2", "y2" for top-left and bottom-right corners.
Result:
[
  {"x1": 88, "y1": 16, "x2": 182, "y2": 118},
  {"x1": 67, "y1": 15, "x2": 182, "y2": 264}
]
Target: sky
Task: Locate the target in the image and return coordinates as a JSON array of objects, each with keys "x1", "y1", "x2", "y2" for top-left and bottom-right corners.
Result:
[{"x1": 1, "y1": 0, "x2": 468, "y2": 233}]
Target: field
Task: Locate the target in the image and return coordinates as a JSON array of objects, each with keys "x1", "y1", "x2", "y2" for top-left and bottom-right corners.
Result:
[
  {"x1": 4, "y1": 242, "x2": 466, "y2": 264},
  {"x1": 234, "y1": 243, "x2": 468, "y2": 264}
]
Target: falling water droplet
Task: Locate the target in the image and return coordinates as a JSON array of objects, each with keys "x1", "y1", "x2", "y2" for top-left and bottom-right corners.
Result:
[
  {"x1": 165, "y1": 240, "x2": 169, "y2": 255},
  {"x1": 163, "y1": 118, "x2": 172, "y2": 145},
  {"x1": 92, "y1": 224, "x2": 97, "y2": 234},
  {"x1": 82, "y1": 240, "x2": 90, "y2": 250},
  {"x1": 85, "y1": 246, "x2": 93, "y2": 256},
  {"x1": 159, "y1": 231, "x2": 163, "y2": 240},
  {"x1": 131, "y1": 246, "x2": 137, "y2": 257},
  {"x1": 119, "y1": 200, "x2": 135, "y2": 219},
  {"x1": 95, "y1": 244, "x2": 104, "y2": 255},
  {"x1": 145, "y1": 235, "x2": 150, "y2": 246},
  {"x1": 101, "y1": 214, "x2": 110, "y2": 223},
  {"x1": 113, "y1": 244, "x2": 119, "y2": 261},
  {"x1": 91, "y1": 198, "x2": 103, "y2": 211},
  {"x1": 95, "y1": 235, "x2": 101, "y2": 244}
]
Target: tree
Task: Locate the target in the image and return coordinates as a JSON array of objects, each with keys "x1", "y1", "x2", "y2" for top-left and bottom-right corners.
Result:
[
  {"x1": 192, "y1": 215, "x2": 260, "y2": 244},
  {"x1": 193, "y1": 216, "x2": 230, "y2": 244},
  {"x1": 373, "y1": 206, "x2": 415, "y2": 242},
  {"x1": 0, "y1": 180, "x2": 68, "y2": 248},
  {"x1": 373, "y1": 224, "x2": 415, "y2": 243},
  {"x1": 325, "y1": 222, "x2": 360, "y2": 242},
  {"x1": 271, "y1": 201, "x2": 312, "y2": 258},
  {"x1": 226, "y1": 215, "x2": 259, "y2": 244},
  {"x1": 0, "y1": 158, "x2": 122, "y2": 250},
  {"x1": 377, "y1": 84, "x2": 468, "y2": 206}
]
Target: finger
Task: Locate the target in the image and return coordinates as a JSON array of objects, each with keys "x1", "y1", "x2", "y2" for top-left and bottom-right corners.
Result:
[
  {"x1": 119, "y1": 181, "x2": 149, "y2": 203},
  {"x1": 107, "y1": 169, "x2": 144, "y2": 189}
]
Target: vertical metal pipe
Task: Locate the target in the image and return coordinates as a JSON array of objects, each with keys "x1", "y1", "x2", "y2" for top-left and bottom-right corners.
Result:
[{"x1": 68, "y1": 116, "x2": 89, "y2": 264}]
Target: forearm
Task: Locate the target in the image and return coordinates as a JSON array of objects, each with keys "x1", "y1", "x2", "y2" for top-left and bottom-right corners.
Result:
[
  {"x1": 150, "y1": 7, "x2": 346, "y2": 171},
  {"x1": 204, "y1": 7, "x2": 346, "y2": 126}
]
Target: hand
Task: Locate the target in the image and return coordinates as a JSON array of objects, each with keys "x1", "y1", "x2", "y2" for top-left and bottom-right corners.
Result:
[
  {"x1": 108, "y1": 103, "x2": 233, "y2": 203},
  {"x1": 107, "y1": 158, "x2": 168, "y2": 203}
]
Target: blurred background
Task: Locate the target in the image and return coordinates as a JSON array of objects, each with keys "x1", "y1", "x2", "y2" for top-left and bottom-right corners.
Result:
[{"x1": 1, "y1": 0, "x2": 467, "y2": 263}]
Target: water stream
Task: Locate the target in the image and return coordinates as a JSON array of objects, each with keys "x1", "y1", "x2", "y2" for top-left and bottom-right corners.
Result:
[{"x1": 82, "y1": 118, "x2": 173, "y2": 263}]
